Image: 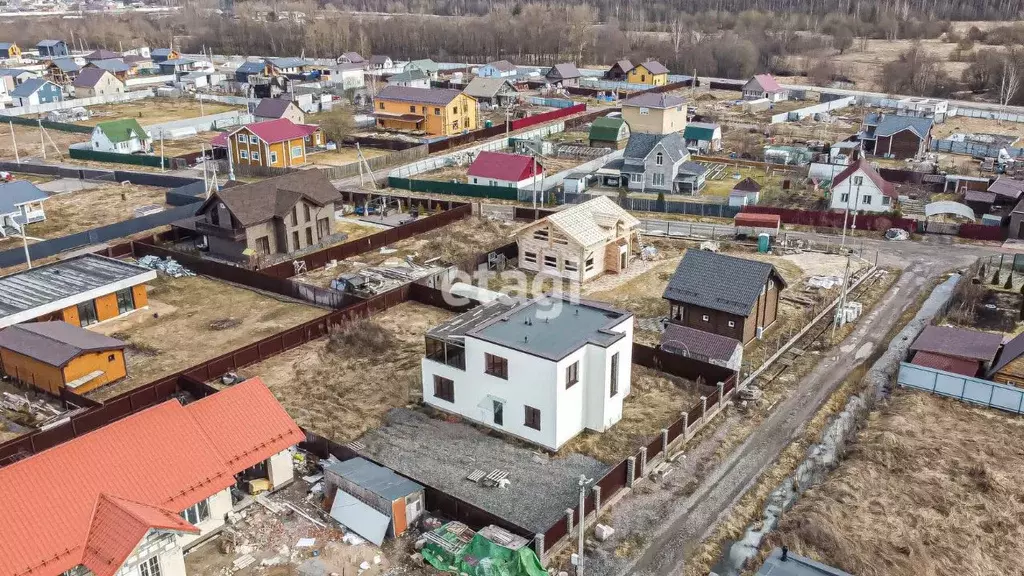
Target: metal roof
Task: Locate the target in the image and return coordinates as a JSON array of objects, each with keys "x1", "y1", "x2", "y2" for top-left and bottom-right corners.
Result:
[
  {"x1": 755, "y1": 548, "x2": 852, "y2": 576},
  {"x1": 0, "y1": 180, "x2": 48, "y2": 216},
  {"x1": 863, "y1": 112, "x2": 933, "y2": 139},
  {"x1": 660, "y1": 323, "x2": 740, "y2": 364},
  {"x1": 324, "y1": 457, "x2": 423, "y2": 501},
  {"x1": 376, "y1": 85, "x2": 464, "y2": 106},
  {"x1": 910, "y1": 325, "x2": 1002, "y2": 363},
  {"x1": 0, "y1": 254, "x2": 155, "y2": 326},
  {"x1": 663, "y1": 250, "x2": 785, "y2": 316},
  {"x1": 11, "y1": 78, "x2": 55, "y2": 98},
  {"x1": 0, "y1": 321, "x2": 125, "y2": 367},
  {"x1": 463, "y1": 77, "x2": 517, "y2": 99}
]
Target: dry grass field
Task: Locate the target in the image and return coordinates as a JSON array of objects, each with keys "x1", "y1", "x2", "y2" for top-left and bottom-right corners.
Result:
[
  {"x1": 0, "y1": 123, "x2": 89, "y2": 161},
  {"x1": 75, "y1": 99, "x2": 241, "y2": 126},
  {"x1": 761, "y1": 390, "x2": 1024, "y2": 576},
  {"x1": 24, "y1": 183, "x2": 167, "y2": 239}
]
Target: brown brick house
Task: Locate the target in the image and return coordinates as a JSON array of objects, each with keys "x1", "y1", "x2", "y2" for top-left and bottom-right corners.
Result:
[
  {"x1": 662, "y1": 250, "x2": 787, "y2": 344},
  {"x1": 858, "y1": 113, "x2": 933, "y2": 159},
  {"x1": 194, "y1": 170, "x2": 341, "y2": 262}
]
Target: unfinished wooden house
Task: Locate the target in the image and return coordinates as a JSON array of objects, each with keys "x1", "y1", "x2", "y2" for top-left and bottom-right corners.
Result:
[{"x1": 514, "y1": 196, "x2": 640, "y2": 283}]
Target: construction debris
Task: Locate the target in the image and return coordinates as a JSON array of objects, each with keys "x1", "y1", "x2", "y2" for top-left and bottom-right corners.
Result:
[
  {"x1": 135, "y1": 255, "x2": 196, "y2": 277},
  {"x1": 885, "y1": 228, "x2": 910, "y2": 241}
]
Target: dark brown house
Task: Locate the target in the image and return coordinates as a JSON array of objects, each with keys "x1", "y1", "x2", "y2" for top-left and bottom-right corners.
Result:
[
  {"x1": 194, "y1": 170, "x2": 341, "y2": 262},
  {"x1": 605, "y1": 59, "x2": 633, "y2": 81},
  {"x1": 662, "y1": 250, "x2": 787, "y2": 344},
  {"x1": 858, "y1": 113, "x2": 933, "y2": 160}
]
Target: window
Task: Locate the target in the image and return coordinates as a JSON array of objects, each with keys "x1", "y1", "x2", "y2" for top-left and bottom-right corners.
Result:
[
  {"x1": 304, "y1": 204, "x2": 311, "y2": 223},
  {"x1": 655, "y1": 152, "x2": 663, "y2": 166},
  {"x1": 862, "y1": 195, "x2": 872, "y2": 205},
  {"x1": 653, "y1": 173, "x2": 665, "y2": 186},
  {"x1": 452, "y1": 120, "x2": 459, "y2": 130},
  {"x1": 138, "y1": 556, "x2": 161, "y2": 576},
  {"x1": 181, "y1": 498, "x2": 210, "y2": 525},
  {"x1": 269, "y1": 151, "x2": 278, "y2": 164},
  {"x1": 291, "y1": 206, "x2": 298, "y2": 226},
  {"x1": 839, "y1": 193, "x2": 849, "y2": 202},
  {"x1": 524, "y1": 405, "x2": 541, "y2": 430},
  {"x1": 727, "y1": 320, "x2": 735, "y2": 328},
  {"x1": 564, "y1": 260, "x2": 578, "y2": 272},
  {"x1": 239, "y1": 149, "x2": 249, "y2": 160},
  {"x1": 882, "y1": 196, "x2": 891, "y2": 206},
  {"x1": 552, "y1": 233, "x2": 569, "y2": 245},
  {"x1": 533, "y1": 229, "x2": 549, "y2": 241},
  {"x1": 409, "y1": 105, "x2": 416, "y2": 112},
  {"x1": 378, "y1": 102, "x2": 385, "y2": 109},
  {"x1": 433, "y1": 375, "x2": 454, "y2": 402},
  {"x1": 434, "y1": 107, "x2": 441, "y2": 115},
  {"x1": 305, "y1": 227, "x2": 313, "y2": 246},
  {"x1": 452, "y1": 106, "x2": 458, "y2": 114},
  {"x1": 610, "y1": 352, "x2": 619, "y2": 397},
  {"x1": 852, "y1": 175, "x2": 863, "y2": 185},
  {"x1": 77, "y1": 301, "x2": 98, "y2": 327},
  {"x1": 523, "y1": 251, "x2": 537, "y2": 264},
  {"x1": 631, "y1": 173, "x2": 642, "y2": 183},
  {"x1": 317, "y1": 218, "x2": 330, "y2": 240},
  {"x1": 493, "y1": 400, "x2": 503, "y2": 425},
  {"x1": 543, "y1": 255, "x2": 558, "y2": 269},
  {"x1": 485, "y1": 353, "x2": 508, "y2": 379},
  {"x1": 702, "y1": 314, "x2": 710, "y2": 322},
  {"x1": 251, "y1": 151, "x2": 260, "y2": 162},
  {"x1": 292, "y1": 145, "x2": 303, "y2": 159},
  {"x1": 108, "y1": 354, "x2": 116, "y2": 362},
  {"x1": 255, "y1": 236, "x2": 271, "y2": 255},
  {"x1": 639, "y1": 107, "x2": 650, "y2": 115},
  {"x1": 115, "y1": 288, "x2": 135, "y2": 315},
  {"x1": 585, "y1": 256, "x2": 594, "y2": 271},
  {"x1": 292, "y1": 230, "x2": 300, "y2": 250},
  {"x1": 566, "y1": 361, "x2": 579, "y2": 388}
]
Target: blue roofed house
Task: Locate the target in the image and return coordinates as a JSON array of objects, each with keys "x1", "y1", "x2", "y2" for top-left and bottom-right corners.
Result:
[
  {"x1": 265, "y1": 57, "x2": 307, "y2": 76},
  {"x1": 11, "y1": 78, "x2": 62, "y2": 107},
  {"x1": 478, "y1": 60, "x2": 517, "y2": 78},
  {"x1": 36, "y1": 39, "x2": 69, "y2": 58},
  {"x1": 858, "y1": 113, "x2": 933, "y2": 160},
  {"x1": 621, "y1": 132, "x2": 706, "y2": 195},
  {"x1": 88, "y1": 59, "x2": 132, "y2": 81},
  {"x1": 235, "y1": 60, "x2": 268, "y2": 83},
  {"x1": 46, "y1": 58, "x2": 81, "y2": 85},
  {"x1": 0, "y1": 181, "x2": 48, "y2": 236},
  {"x1": 150, "y1": 48, "x2": 179, "y2": 63}
]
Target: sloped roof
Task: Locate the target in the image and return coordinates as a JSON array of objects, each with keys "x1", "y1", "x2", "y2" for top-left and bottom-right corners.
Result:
[
  {"x1": 989, "y1": 330, "x2": 1024, "y2": 377},
  {"x1": 341, "y1": 51, "x2": 365, "y2": 63},
  {"x1": 51, "y1": 58, "x2": 81, "y2": 73},
  {"x1": 253, "y1": 98, "x2": 298, "y2": 119},
  {"x1": 677, "y1": 161, "x2": 707, "y2": 176},
  {"x1": 266, "y1": 56, "x2": 307, "y2": 69},
  {"x1": 90, "y1": 59, "x2": 131, "y2": 73},
  {"x1": 388, "y1": 68, "x2": 429, "y2": 83},
  {"x1": 864, "y1": 112, "x2": 933, "y2": 139},
  {"x1": 464, "y1": 77, "x2": 517, "y2": 99},
  {"x1": 660, "y1": 323, "x2": 740, "y2": 364},
  {"x1": 151, "y1": 48, "x2": 174, "y2": 57},
  {"x1": 73, "y1": 67, "x2": 115, "y2": 88},
  {"x1": 0, "y1": 377, "x2": 301, "y2": 576},
  {"x1": 95, "y1": 118, "x2": 148, "y2": 144},
  {"x1": 663, "y1": 250, "x2": 786, "y2": 316},
  {"x1": 376, "y1": 85, "x2": 464, "y2": 106},
  {"x1": 608, "y1": 59, "x2": 633, "y2": 74},
  {"x1": 236, "y1": 118, "x2": 319, "y2": 144},
  {"x1": 0, "y1": 68, "x2": 32, "y2": 77},
  {"x1": 325, "y1": 457, "x2": 423, "y2": 501},
  {"x1": 750, "y1": 73, "x2": 783, "y2": 93},
  {"x1": 547, "y1": 63, "x2": 580, "y2": 80},
  {"x1": 732, "y1": 177, "x2": 763, "y2": 193},
  {"x1": 640, "y1": 60, "x2": 669, "y2": 74},
  {"x1": 236, "y1": 60, "x2": 266, "y2": 75},
  {"x1": 589, "y1": 116, "x2": 627, "y2": 141},
  {"x1": 622, "y1": 92, "x2": 685, "y2": 109},
  {"x1": 485, "y1": 60, "x2": 516, "y2": 72},
  {"x1": 911, "y1": 350, "x2": 980, "y2": 377},
  {"x1": 37, "y1": 39, "x2": 65, "y2": 47},
  {"x1": 624, "y1": 132, "x2": 688, "y2": 164},
  {"x1": 369, "y1": 54, "x2": 391, "y2": 65},
  {"x1": 0, "y1": 321, "x2": 125, "y2": 367},
  {"x1": 0, "y1": 42, "x2": 16, "y2": 50},
  {"x1": 910, "y1": 325, "x2": 1002, "y2": 363},
  {"x1": 988, "y1": 176, "x2": 1024, "y2": 200},
  {"x1": 199, "y1": 169, "x2": 340, "y2": 227},
  {"x1": 832, "y1": 159, "x2": 896, "y2": 198},
  {"x1": 542, "y1": 196, "x2": 639, "y2": 248},
  {"x1": 683, "y1": 122, "x2": 719, "y2": 142},
  {"x1": 467, "y1": 151, "x2": 541, "y2": 182},
  {"x1": 11, "y1": 78, "x2": 55, "y2": 98},
  {"x1": 0, "y1": 180, "x2": 48, "y2": 215},
  {"x1": 85, "y1": 49, "x2": 121, "y2": 60},
  {"x1": 407, "y1": 58, "x2": 438, "y2": 72}
]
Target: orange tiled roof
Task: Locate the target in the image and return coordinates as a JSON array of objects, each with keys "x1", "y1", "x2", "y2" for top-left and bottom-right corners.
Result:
[
  {"x1": 0, "y1": 377, "x2": 302, "y2": 576},
  {"x1": 82, "y1": 494, "x2": 199, "y2": 576}
]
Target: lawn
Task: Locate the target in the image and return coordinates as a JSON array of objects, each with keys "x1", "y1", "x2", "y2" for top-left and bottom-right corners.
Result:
[
  {"x1": 23, "y1": 183, "x2": 168, "y2": 240},
  {"x1": 74, "y1": 98, "x2": 242, "y2": 127}
]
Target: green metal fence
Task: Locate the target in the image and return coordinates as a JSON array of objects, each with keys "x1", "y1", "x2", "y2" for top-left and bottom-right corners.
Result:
[
  {"x1": 3, "y1": 115, "x2": 94, "y2": 134},
  {"x1": 387, "y1": 176, "x2": 521, "y2": 200},
  {"x1": 69, "y1": 147, "x2": 170, "y2": 168}
]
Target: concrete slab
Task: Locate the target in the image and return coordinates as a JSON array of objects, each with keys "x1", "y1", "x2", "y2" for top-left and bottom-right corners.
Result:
[{"x1": 36, "y1": 178, "x2": 105, "y2": 195}]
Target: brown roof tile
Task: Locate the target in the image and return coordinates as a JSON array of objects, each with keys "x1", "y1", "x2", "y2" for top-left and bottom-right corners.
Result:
[
  {"x1": 910, "y1": 325, "x2": 1002, "y2": 362},
  {"x1": 199, "y1": 170, "x2": 340, "y2": 227}
]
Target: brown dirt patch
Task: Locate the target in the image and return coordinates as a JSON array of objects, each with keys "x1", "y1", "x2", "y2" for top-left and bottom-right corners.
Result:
[
  {"x1": 23, "y1": 183, "x2": 168, "y2": 239},
  {"x1": 73, "y1": 98, "x2": 241, "y2": 127}
]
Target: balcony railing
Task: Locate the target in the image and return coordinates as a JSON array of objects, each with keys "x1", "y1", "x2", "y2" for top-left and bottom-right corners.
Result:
[{"x1": 195, "y1": 221, "x2": 247, "y2": 241}]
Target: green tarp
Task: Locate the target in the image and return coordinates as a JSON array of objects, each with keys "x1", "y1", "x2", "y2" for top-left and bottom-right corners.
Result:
[{"x1": 422, "y1": 533, "x2": 547, "y2": 576}]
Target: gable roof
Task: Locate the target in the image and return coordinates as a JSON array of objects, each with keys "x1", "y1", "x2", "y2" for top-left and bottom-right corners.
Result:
[
  {"x1": 85, "y1": 49, "x2": 121, "y2": 60},
  {"x1": 82, "y1": 494, "x2": 199, "y2": 576},
  {"x1": 0, "y1": 321, "x2": 125, "y2": 367},
  {"x1": 11, "y1": 78, "x2": 55, "y2": 98},
  {"x1": 0, "y1": 180, "x2": 48, "y2": 215},
  {"x1": 749, "y1": 73, "x2": 783, "y2": 93},
  {"x1": 95, "y1": 118, "x2": 148, "y2": 144},
  {"x1": 199, "y1": 169, "x2": 340, "y2": 227},
  {"x1": 376, "y1": 85, "x2": 464, "y2": 106},
  {"x1": 910, "y1": 325, "x2": 1002, "y2": 363},
  {"x1": 485, "y1": 60, "x2": 516, "y2": 72},
  {"x1": 864, "y1": 112, "x2": 933, "y2": 139},
  {"x1": 0, "y1": 68, "x2": 32, "y2": 77},
  {"x1": 151, "y1": 48, "x2": 174, "y2": 57},
  {"x1": 73, "y1": 67, "x2": 116, "y2": 88},
  {"x1": 541, "y1": 195, "x2": 639, "y2": 248},
  {"x1": 90, "y1": 59, "x2": 131, "y2": 73},
  {"x1": 988, "y1": 176, "x2": 1024, "y2": 201},
  {"x1": 464, "y1": 77, "x2": 516, "y2": 99},
  {"x1": 37, "y1": 39, "x2": 65, "y2": 47},
  {"x1": 0, "y1": 42, "x2": 16, "y2": 50},
  {"x1": 683, "y1": 122, "x2": 720, "y2": 142},
  {"x1": 622, "y1": 91, "x2": 685, "y2": 109},
  {"x1": 832, "y1": 159, "x2": 896, "y2": 198},
  {"x1": 388, "y1": 67, "x2": 429, "y2": 83},
  {"x1": 732, "y1": 177, "x2": 762, "y2": 193},
  {"x1": 253, "y1": 98, "x2": 298, "y2": 119},
  {"x1": 660, "y1": 323, "x2": 740, "y2": 364},
  {"x1": 407, "y1": 58, "x2": 438, "y2": 72},
  {"x1": 341, "y1": 51, "x2": 365, "y2": 63},
  {"x1": 623, "y1": 132, "x2": 688, "y2": 164},
  {"x1": 0, "y1": 377, "x2": 302, "y2": 576},
  {"x1": 235, "y1": 118, "x2": 319, "y2": 144},
  {"x1": 369, "y1": 54, "x2": 391, "y2": 65},
  {"x1": 608, "y1": 59, "x2": 633, "y2": 74},
  {"x1": 325, "y1": 457, "x2": 423, "y2": 500},
  {"x1": 50, "y1": 58, "x2": 81, "y2": 73},
  {"x1": 547, "y1": 63, "x2": 580, "y2": 80},
  {"x1": 236, "y1": 60, "x2": 266, "y2": 75},
  {"x1": 988, "y1": 330, "x2": 1024, "y2": 377},
  {"x1": 589, "y1": 116, "x2": 627, "y2": 141},
  {"x1": 663, "y1": 250, "x2": 786, "y2": 316},
  {"x1": 467, "y1": 151, "x2": 541, "y2": 182},
  {"x1": 639, "y1": 60, "x2": 669, "y2": 75},
  {"x1": 266, "y1": 56, "x2": 307, "y2": 69},
  {"x1": 911, "y1": 350, "x2": 980, "y2": 377}
]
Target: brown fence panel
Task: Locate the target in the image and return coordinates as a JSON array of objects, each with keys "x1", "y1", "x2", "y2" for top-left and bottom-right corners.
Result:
[
  {"x1": 632, "y1": 343, "x2": 736, "y2": 385},
  {"x1": 687, "y1": 403, "x2": 703, "y2": 426},
  {"x1": 0, "y1": 437, "x2": 32, "y2": 465},
  {"x1": 597, "y1": 459, "x2": 628, "y2": 501},
  {"x1": 667, "y1": 417, "x2": 685, "y2": 443},
  {"x1": 30, "y1": 424, "x2": 76, "y2": 453},
  {"x1": 646, "y1": 436, "x2": 663, "y2": 461},
  {"x1": 544, "y1": 513, "x2": 569, "y2": 547}
]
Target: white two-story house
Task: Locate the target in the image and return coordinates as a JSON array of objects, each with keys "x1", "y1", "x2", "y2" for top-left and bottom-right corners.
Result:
[
  {"x1": 422, "y1": 295, "x2": 634, "y2": 451},
  {"x1": 828, "y1": 159, "x2": 898, "y2": 214}
]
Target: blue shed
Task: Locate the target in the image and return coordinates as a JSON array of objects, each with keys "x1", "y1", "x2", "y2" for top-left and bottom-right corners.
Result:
[{"x1": 36, "y1": 40, "x2": 69, "y2": 58}]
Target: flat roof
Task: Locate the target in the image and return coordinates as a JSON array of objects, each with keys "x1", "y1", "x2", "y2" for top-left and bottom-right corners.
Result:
[
  {"x1": 428, "y1": 299, "x2": 517, "y2": 343},
  {"x1": 467, "y1": 295, "x2": 631, "y2": 361},
  {"x1": 0, "y1": 254, "x2": 156, "y2": 328},
  {"x1": 356, "y1": 408, "x2": 610, "y2": 533}
]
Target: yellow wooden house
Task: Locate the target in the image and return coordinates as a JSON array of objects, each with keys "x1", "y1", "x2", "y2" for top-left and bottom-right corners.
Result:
[
  {"x1": 225, "y1": 118, "x2": 325, "y2": 169},
  {"x1": 0, "y1": 42, "x2": 21, "y2": 59},
  {"x1": 0, "y1": 321, "x2": 128, "y2": 395},
  {"x1": 373, "y1": 85, "x2": 477, "y2": 137},
  {"x1": 627, "y1": 61, "x2": 670, "y2": 86}
]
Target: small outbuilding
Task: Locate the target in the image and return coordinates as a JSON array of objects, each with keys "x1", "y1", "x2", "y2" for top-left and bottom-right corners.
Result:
[
  {"x1": 729, "y1": 177, "x2": 762, "y2": 207},
  {"x1": 324, "y1": 457, "x2": 425, "y2": 545},
  {"x1": 909, "y1": 325, "x2": 1002, "y2": 378},
  {"x1": 467, "y1": 151, "x2": 543, "y2": 189},
  {"x1": 0, "y1": 321, "x2": 127, "y2": 394},
  {"x1": 588, "y1": 116, "x2": 630, "y2": 149}
]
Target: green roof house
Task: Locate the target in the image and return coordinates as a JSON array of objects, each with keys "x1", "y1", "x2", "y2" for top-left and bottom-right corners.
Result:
[
  {"x1": 406, "y1": 58, "x2": 440, "y2": 79},
  {"x1": 682, "y1": 122, "x2": 722, "y2": 153},
  {"x1": 89, "y1": 118, "x2": 152, "y2": 154},
  {"x1": 589, "y1": 116, "x2": 630, "y2": 150}
]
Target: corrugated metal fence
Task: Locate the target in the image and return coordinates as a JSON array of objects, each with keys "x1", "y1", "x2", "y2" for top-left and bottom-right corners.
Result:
[{"x1": 898, "y1": 362, "x2": 1024, "y2": 414}]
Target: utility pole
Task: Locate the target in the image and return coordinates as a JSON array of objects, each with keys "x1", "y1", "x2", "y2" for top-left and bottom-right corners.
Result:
[
  {"x1": 226, "y1": 136, "x2": 236, "y2": 181},
  {"x1": 19, "y1": 205, "x2": 31, "y2": 269},
  {"x1": 575, "y1": 475, "x2": 590, "y2": 576},
  {"x1": 38, "y1": 119, "x2": 45, "y2": 160},
  {"x1": 200, "y1": 143, "x2": 208, "y2": 193},
  {"x1": 10, "y1": 121, "x2": 19, "y2": 163},
  {"x1": 159, "y1": 130, "x2": 165, "y2": 171}
]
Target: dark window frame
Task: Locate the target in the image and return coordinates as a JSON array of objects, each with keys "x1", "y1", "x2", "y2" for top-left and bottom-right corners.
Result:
[
  {"x1": 484, "y1": 353, "x2": 508, "y2": 379},
  {"x1": 524, "y1": 405, "x2": 541, "y2": 430},
  {"x1": 610, "y1": 352, "x2": 619, "y2": 397},
  {"x1": 433, "y1": 375, "x2": 455, "y2": 402},
  {"x1": 565, "y1": 361, "x2": 579, "y2": 389}
]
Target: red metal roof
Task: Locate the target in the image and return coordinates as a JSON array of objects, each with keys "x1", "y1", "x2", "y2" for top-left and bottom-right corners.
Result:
[
  {"x1": 753, "y1": 73, "x2": 783, "y2": 93},
  {"x1": 735, "y1": 212, "x2": 780, "y2": 227},
  {"x1": 234, "y1": 118, "x2": 321, "y2": 144},
  {"x1": 0, "y1": 377, "x2": 302, "y2": 576},
  {"x1": 911, "y1": 350, "x2": 980, "y2": 377},
  {"x1": 467, "y1": 151, "x2": 542, "y2": 183},
  {"x1": 832, "y1": 159, "x2": 897, "y2": 198},
  {"x1": 82, "y1": 495, "x2": 199, "y2": 576}
]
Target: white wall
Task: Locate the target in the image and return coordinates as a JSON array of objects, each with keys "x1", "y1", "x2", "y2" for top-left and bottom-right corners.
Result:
[
  {"x1": 115, "y1": 530, "x2": 187, "y2": 576},
  {"x1": 0, "y1": 89, "x2": 152, "y2": 116},
  {"x1": 267, "y1": 449, "x2": 294, "y2": 489},
  {"x1": 176, "y1": 487, "x2": 233, "y2": 549},
  {"x1": 829, "y1": 169, "x2": 893, "y2": 213}
]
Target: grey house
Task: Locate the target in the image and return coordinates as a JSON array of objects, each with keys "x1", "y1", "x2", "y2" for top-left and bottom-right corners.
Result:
[
  {"x1": 545, "y1": 63, "x2": 581, "y2": 87},
  {"x1": 194, "y1": 171, "x2": 342, "y2": 262},
  {"x1": 621, "y1": 132, "x2": 705, "y2": 194}
]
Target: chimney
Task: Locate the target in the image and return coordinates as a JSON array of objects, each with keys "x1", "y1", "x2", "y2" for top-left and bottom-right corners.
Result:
[{"x1": 781, "y1": 546, "x2": 789, "y2": 562}]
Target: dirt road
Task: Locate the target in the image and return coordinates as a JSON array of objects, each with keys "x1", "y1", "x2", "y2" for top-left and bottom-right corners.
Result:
[{"x1": 589, "y1": 240, "x2": 995, "y2": 576}]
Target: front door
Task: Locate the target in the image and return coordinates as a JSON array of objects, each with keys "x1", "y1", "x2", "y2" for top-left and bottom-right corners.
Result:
[{"x1": 620, "y1": 251, "x2": 627, "y2": 270}]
